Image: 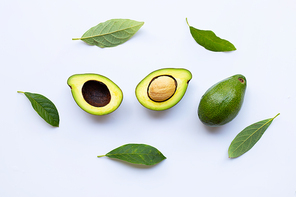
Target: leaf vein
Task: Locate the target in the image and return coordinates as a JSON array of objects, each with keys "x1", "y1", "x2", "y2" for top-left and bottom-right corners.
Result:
[{"x1": 81, "y1": 23, "x2": 143, "y2": 40}]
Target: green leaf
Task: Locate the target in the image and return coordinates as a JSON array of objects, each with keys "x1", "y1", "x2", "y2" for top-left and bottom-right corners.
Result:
[
  {"x1": 228, "y1": 113, "x2": 280, "y2": 158},
  {"x1": 98, "y1": 144, "x2": 166, "y2": 166},
  {"x1": 72, "y1": 19, "x2": 144, "y2": 48},
  {"x1": 18, "y1": 91, "x2": 60, "y2": 127},
  {"x1": 186, "y1": 18, "x2": 236, "y2": 52}
]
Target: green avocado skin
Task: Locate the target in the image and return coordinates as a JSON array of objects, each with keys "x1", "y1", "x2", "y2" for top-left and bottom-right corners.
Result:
[{"x1": 198, "y1": 74, "x2": 247, "y2": 127}]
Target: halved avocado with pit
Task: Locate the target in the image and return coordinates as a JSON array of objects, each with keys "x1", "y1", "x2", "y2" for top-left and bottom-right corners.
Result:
[
  {"x1": 67, "y1": 73, "x2": 123, "y2": 115},
  {"x1": 135, "y1": 68, "x2": 192, "y2": 111}
]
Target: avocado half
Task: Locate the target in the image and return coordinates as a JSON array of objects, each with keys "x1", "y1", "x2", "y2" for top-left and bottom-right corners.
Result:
[
  {"x1": 135, "y1": 68, "x2": 192, "y2": 111},
  {"x1": 67, "y1": 73, "x2": 123, "y2": 115}
]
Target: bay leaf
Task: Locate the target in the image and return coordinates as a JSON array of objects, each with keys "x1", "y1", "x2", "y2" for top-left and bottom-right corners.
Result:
[
  {"x1": 98, "y1": 143, "x2": 166, "y2": 166},
  {"x1": 186, "y1": 18, "x2": 236, "y2": 52},
  {"x1": 18, "y1": 91, "x2": 60, "y2": 127},
  {"x1": 72, "y1": 19, "x2": 144, "y2": 48},
  {"x1": 228, "y1": 113, "x2": 280, "y2": 158}
]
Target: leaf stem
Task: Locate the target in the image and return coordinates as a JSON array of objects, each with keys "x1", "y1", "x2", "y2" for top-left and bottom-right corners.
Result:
[
  {"x1": 17, "y1": 91, "x2": 24, "y2": 93},
  {"x1": 185, "y1": 18, "x2": 190, "y2": 26},
  {"x1": 273, "y1": 113, "x2": 280, "y2": 120},
  {"x1": 97, "y1": 155, "x2": 106, "y2": 158},
  {"x1": 72, "y1": 38, "x2": 81, "y2": 40}
]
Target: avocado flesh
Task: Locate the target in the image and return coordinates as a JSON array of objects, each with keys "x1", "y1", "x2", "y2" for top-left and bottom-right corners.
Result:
[
  {"x1": 198, "y1": 74, "x2": 246, "y2": 126},
  {"x1": 135, "y1": 68, "x2": 192, "y2": 111},
  {"x1": 67, "y1": 73, "x2": 123, "y2": 115}
]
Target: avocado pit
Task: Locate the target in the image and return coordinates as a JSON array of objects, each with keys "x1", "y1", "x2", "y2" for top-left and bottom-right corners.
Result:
[
  {"x1": 82, "y1": 80, "x2": 111, "y2": 107},
  {"x1": 147, "y1": 75, "x2": 177, "y2": 102}
]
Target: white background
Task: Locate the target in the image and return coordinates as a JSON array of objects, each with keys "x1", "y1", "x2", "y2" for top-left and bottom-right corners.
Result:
[{"x1": 1, "y1": 0, "x2": 296, "y2": 196}]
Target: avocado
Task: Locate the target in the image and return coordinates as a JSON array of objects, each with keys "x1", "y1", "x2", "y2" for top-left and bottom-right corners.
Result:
[
  {"x1": 198, "y1": 74, "x2": 247, "y2": 126},
  {"x1": 67, "y1": 73, "x2": 123, "y2": 115},
  {"x1": 135, "y1": 68, "x2": 192, "y2": 111}
]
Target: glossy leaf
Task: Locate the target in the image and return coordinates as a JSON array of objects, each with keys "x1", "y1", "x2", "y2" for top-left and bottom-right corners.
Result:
[
  {"x1": 18, "y1": 91, "x2": 60, "y2": 127},
  {"x1": 72, "y1": 19, "x2": 144, "y2": 48},
  {"x1": 186, "y1": 18, "x2": 236, "y2": 52},
  {"x1": 228, "y1": 113, "x2": 280, "y2": 158},
  {"x1": 98, "y1": 144, "x2": 166, "y2": 166}
]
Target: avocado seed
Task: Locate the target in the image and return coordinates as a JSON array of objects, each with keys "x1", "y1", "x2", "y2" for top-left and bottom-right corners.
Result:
[{"x1": 147, "y1": 75, "x2": 177, "y2": 102}]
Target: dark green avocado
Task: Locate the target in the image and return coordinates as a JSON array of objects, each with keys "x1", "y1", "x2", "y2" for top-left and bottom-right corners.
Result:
[{"x1": 198, "y1": 74, "x2": 247, "y2": 126}]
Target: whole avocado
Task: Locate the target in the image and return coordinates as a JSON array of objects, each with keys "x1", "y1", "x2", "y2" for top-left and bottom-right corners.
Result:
[{"x1": 198, "y1": 74, "x2": 247, "y2": 127}]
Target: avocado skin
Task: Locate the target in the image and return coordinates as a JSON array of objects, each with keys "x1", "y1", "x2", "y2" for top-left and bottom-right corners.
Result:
[{"x1": 198, "y1": 74, "x2": 247, "y2": 127}]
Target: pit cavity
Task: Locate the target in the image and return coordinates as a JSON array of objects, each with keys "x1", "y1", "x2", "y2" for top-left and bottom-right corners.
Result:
[
  {"x1": 147, "y1": 75, "x2": 177, "y2": 102},
  {"x1": 82, "y1": 80, "x2": 111, "y2": 107}
]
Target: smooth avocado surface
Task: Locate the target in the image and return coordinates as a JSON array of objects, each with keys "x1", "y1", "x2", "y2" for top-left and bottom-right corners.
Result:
[
  {"x1": 198, "y1": 74, "x2": 247, "y2": 126},
  {"x1": 135, "y1": 68, "x2": 192, "y2": 111},
  {"x1": 67, "y1": 73, "x2": 123, "y2": 115}
]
